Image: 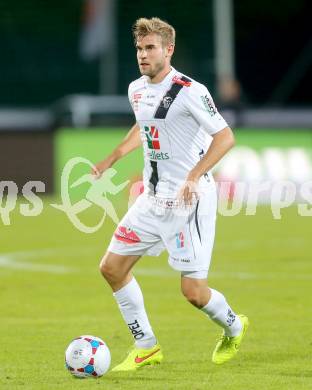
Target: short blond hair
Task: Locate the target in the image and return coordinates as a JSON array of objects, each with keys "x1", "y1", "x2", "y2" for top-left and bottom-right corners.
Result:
[{"x1": 132, "y1": 17, "x2": 175, "y2": 47}]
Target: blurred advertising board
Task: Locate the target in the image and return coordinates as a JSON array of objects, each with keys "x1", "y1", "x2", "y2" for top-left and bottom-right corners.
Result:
[{"x1": 54, "y1": 128, "x2": 312, "y2": 208}]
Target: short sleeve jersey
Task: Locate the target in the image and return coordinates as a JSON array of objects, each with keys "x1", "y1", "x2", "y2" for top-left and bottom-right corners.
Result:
[{"x1": 128, "y1": 67, "x2": 228, "y2": 198}]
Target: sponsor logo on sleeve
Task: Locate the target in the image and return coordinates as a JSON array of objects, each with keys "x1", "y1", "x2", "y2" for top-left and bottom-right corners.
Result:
[{"x1": 200, "y1": 95, "x2": 217, "y2": 116}]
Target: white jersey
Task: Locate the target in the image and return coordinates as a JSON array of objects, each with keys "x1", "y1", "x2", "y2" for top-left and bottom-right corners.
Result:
[{"x1": 128, "y1": 67, "x2": 228, "y2": 198}]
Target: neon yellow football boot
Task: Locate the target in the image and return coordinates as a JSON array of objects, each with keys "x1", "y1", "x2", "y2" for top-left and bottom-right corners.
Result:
[
  {"x1": 112, "y1": 343, "x2": 163, "y2": 372},
  {"x1": 212, "y1": 314, "x2": 249, "y2": 365}
]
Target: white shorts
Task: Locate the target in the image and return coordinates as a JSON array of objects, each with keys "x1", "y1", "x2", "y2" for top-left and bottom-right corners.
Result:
[{"x1": 108, "y1": 187, "x2": 217, "y2": 275}]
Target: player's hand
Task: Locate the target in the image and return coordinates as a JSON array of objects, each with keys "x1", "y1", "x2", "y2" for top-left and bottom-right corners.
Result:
[
  {"x1": 91, "y1": 158, "x2": 112, "y2": 179},
  {"x1": 178, "y1": 173, "x2": 200, "y2": 205}
]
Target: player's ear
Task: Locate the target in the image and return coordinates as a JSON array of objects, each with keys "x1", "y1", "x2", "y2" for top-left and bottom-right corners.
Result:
[{"x1": 166, "y1": 44, "x2": 175, "y2": 57}]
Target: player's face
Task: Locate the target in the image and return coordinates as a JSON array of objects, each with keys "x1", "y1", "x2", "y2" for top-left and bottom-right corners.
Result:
[{"x1": 136, "y1": 34, "x2": 172, "y2": 80}]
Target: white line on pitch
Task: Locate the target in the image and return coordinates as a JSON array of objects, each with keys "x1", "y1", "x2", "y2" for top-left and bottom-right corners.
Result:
[
  {"x1": 134, "y1": 268, "x2": 312, "y2": 280},
  {"x1": 0, "y1": 254, "x2": 75, "y2": 274},
  {"x1": 1, "y1": 246, "x2": 310, "y2": 280}
]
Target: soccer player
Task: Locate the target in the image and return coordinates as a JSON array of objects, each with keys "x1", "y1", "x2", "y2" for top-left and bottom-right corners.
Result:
[{"x1": 93, "y1": 17, "x2": 249, "y2": 371}]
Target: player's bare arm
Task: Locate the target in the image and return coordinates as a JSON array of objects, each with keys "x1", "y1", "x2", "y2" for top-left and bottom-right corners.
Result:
[
  {"x1": 179, "y1": 126, "x2": 235, "y2": 203},
  {"x1": 92, "y1": 123, "x2": 141, "y2": 177}
]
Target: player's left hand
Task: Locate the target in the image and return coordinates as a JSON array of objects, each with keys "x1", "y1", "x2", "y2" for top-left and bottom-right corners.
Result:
[{"x1": 178, "y1": 173, "x2": 200, "y2": 205}]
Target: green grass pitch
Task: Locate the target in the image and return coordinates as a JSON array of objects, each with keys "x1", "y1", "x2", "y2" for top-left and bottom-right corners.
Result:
[{"x1": 0, "y1": 197, "x2": 311, "y2": 389}]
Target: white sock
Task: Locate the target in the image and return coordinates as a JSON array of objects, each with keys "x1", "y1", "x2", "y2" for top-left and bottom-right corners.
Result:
[
  {"x1": 201, "y1": 288, "x2": 242, "y2": 336},
  {"x1": 113, "y1": 277, "x2": 157, "y2": 349}
]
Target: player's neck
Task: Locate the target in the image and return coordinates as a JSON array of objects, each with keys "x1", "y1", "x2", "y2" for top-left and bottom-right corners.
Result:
[{"x1": 149, "y1": 65, "x2": 172, "y2": 84}]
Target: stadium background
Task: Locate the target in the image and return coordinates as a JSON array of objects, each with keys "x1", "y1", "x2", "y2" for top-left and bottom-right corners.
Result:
[
  {"x1": 0, "y1": 1, "x2": 311, "y2": 389},
  {"x1": 0, "y1": 0, "x2": 311, "y2": 104}
]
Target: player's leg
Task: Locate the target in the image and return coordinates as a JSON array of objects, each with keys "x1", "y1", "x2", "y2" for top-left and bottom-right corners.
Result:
[
  {"x1": 100, "y1": 251, "x2": 158, "y2": 350},
  {"x1": 99, "y1": 250, "x2": 140, "y2": 291},
  {"x1": 181, "y1": 273, "x2": 249, "y2": 364},
  {"x1": 181, "y1": 274, "x2": 242, "y2": 334},
  {"x1": 100, "y1": 251, "x2": 163, "y2": 371},
  {"x1": 163, "y1": 187, "x2": 248, "y2": 363},
  {"x1": 99, "y1": 195, "x2": 164, "y2": 371}
]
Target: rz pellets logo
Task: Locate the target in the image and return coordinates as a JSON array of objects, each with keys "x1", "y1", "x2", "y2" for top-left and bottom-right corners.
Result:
[{"x1": 144, "y1": 126, "x2": 160, "y2": 150}]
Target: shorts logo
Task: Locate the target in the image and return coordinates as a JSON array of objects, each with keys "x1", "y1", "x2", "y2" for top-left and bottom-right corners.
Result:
[
  {"x1": 144, "y1": 125, "x2": 160, "y2": 150},
  {"x1": 114, "y1": 226, "x2": 141, "y2": 244},
  {"x1": 176, "y1": 232, "x2": 184, "y2": 248},
  {"x1": 172, "y1": 256, "x2": 190, "y2": 263}
]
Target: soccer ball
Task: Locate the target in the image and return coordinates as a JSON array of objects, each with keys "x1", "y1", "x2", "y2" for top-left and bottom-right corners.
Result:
[{"x1": 65, "y1": 335, "x2": 111, "y2": 378}]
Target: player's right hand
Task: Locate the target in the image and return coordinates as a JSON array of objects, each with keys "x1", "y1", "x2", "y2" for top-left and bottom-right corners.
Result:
[{"x1": 91, "y1": 159, "x2": 112, "y2": 179}]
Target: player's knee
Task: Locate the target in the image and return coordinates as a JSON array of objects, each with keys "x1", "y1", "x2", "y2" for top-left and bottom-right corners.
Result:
[{"x1": 99, "y1": 256, "x2": 117, "y2": 281}]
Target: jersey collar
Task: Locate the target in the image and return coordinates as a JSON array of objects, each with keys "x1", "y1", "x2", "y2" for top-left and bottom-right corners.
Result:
[{"x1": 145, "y1": 67, "x2": 177, "y2": 87}]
